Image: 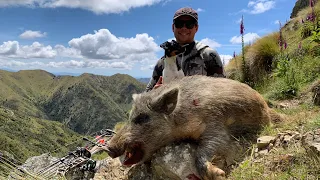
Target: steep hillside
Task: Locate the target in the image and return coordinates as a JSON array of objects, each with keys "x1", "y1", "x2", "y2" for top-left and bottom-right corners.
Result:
[
  {"x1": 0, "y1": 106, "x2": 82, "y2": 163},
  {"x1": 43, "y1": 73, "x2": 145, "y2": 134},
  {"x1": 291, "y1": 0, "x2": 311, "y2": 18},
  {"x1": 224, "y1": 1, "x2": 320, "y2": 179},
  {"x1": 0, "y1": 70, "x2": 146, "y2": 134},
  {"x1": 225, "y1": 0, "x2": 320, "y2": 100}
]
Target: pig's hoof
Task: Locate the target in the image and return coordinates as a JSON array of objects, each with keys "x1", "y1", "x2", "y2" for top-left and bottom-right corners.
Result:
[{"x1": 203, "y1": 162, "x2": 225, "y2": 180}]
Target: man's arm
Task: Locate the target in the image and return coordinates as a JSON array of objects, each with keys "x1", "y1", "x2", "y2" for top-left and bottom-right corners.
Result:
[
  {"x1": 145, "y1": 58, "x2": 164, "y2": 92},
  {"x1": 202, "y1": 48, "x2": 226, "y2": 77}
]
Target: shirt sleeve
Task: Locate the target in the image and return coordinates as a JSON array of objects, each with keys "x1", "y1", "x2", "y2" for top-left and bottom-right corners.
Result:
[
  {"x1": 202, "y1": 48, "x2": 226, "y2": 77},
  {"x1": 145, "y1": 58, "x2": 164, "y2": 92}
]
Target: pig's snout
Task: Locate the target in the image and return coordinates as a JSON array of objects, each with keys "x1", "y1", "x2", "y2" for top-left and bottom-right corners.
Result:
[{"x1": 106, "y1": 145, "x2": 123, "y2": 158}]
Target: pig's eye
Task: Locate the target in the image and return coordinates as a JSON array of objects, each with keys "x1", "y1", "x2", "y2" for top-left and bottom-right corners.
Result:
[{"x1": 133, "y1": 113, "x2": 150, "y2": 124}]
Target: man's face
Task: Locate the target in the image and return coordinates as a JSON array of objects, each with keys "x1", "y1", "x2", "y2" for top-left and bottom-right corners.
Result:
[{"x1": 172, "y1": 15, "x2": 198, "y2": 45}]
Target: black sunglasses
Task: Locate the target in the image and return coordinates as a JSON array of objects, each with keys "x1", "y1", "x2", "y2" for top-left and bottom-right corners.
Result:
[{"x1": 174, "y1": 20, "x2": 197, "y2": 29}]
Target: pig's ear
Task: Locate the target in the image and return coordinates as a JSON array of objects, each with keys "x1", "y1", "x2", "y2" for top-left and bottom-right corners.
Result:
[{"x1": 149, "y1": 88, "x2": 179, "y2": 115}]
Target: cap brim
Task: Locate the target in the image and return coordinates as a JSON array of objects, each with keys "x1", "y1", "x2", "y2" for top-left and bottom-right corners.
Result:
[{"x1": 173, "y1": 14, "x2": 198, "y2": 21}]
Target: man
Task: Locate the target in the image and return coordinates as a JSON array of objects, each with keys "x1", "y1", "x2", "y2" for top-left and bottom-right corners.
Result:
[{"x1": 145, "y1": 7, "x2": 225, "y2": 92}]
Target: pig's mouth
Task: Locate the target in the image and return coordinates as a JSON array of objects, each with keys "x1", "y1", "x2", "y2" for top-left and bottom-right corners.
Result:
[{"x1": 122, "y1": 142, "x2": 144, "y2": 166}]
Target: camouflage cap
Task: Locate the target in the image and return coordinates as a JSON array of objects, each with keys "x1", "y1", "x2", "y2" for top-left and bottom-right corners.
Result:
[{"x1": 173, "y1": 7, "x2": 198, "y2": 22}]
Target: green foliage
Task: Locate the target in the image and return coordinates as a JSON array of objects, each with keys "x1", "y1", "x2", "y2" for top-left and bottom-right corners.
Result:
[
  {"x1": 91, "y1": 151, "x2": 109, "y2": 160},
  {"x1": 300, "y1": 20, "x2": 314, "y2": 38},
  {"x1": 310, "y1": 28, "x2": 320, "y2": 43},
  {"x1": 309, "y1": 44, "x2": 320, "y2": 56},
  {"x1": 266, "y1": 77, "x2": 298, "y2": 100},
  {"x1": 305, "y1": 113, "x2": 320, "y2": 130},
  {"x1": 309, "y1": 15, "x2": 320, "y2": 43},
  {"x1": 267, "y1": 51, "x2": 320, "y2": 100},
  {"x1": 273, "y1": 54, "x2": 291, "y2": 78}
]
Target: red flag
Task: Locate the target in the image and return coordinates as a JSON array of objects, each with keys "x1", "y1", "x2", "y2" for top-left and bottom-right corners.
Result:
[{"x1": 240, "y1": 15, "x2": 244, "y2": 35}]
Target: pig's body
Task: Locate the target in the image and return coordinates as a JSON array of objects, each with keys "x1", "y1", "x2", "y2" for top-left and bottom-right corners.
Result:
[{"x1": 107, "y1": 75, "x2": 272, "y2": 180}]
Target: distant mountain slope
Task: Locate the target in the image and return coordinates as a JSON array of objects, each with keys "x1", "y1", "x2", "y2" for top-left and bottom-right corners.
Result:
[
  {"x1": 137, "y1": 78, "x2": 150, "y2": 85},
  {"x1": 0, "y1": 70, "x2": 146, "y2": 134},
  {"x1": 0, "y1": 106, "x2": 82, "y2": 163}
]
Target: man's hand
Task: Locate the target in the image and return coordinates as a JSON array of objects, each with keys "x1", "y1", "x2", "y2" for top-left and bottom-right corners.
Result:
[{"x1": 153, "y1": 76, "x2": 163, "y2": 89}]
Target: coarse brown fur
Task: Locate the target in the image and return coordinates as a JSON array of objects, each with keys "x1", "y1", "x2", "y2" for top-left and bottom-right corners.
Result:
[{"x1": 107, "y1": 75, "x2": 274, "y2": 180}]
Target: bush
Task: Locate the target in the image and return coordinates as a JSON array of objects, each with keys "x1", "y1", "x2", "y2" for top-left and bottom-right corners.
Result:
[
  {"x1": 300, "y1": 21, "x2": 314, "y2": 38},
  {"x1": 273, "y1": 53, "x2": 291, "y2": 78},
  {"x1": 245, "y1": 33, "x2": 280, "y2": 85},
  {"x1": 309, "y1": 44, "x2": 320, "y2": 57},
  {"x1": 225, "y1": 57, "x2": 243, "y2": 81}
]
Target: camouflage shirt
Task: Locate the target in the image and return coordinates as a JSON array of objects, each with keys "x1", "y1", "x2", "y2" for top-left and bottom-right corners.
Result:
[{"x1": 145, "y1": 41, "x2": 225, "y2": 92}]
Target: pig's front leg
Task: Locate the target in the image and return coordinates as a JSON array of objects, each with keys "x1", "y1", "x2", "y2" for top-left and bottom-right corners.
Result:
[{"x1": 194, "y1": 124, "x2": 230, "y2": 180}]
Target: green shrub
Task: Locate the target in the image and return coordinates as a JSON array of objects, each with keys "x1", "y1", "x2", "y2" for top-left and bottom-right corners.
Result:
[
  {"x1": 273, "y1": 54, "x2": 291, "y2": 78},
  {"x1": 300, "y1": 21, "x2": 314, "y2": 38}
]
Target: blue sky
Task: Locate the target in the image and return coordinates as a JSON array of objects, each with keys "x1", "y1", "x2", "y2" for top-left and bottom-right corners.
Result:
[{"x1": 0, "y1": 0, "x2": 296, "y2": 78}]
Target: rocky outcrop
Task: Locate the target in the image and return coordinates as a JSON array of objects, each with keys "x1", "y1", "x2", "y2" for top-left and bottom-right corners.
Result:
[
  {"x1": 301, "y1": 129, "x2": 320, "y2": 156},
  {"x1": 94, "y1": 141, "x2": 242, "y2": 180},
  {"x1": 95, "y1": 143, "x2": 208, "y2": 180},
  {"x1": 311, "y1": 80, "x2": 320, "y2": 106}
]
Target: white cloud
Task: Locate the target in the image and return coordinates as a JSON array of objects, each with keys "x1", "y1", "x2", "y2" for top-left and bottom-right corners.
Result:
[
  {"x1": 241, "y1": 0, "x2": 275, "y2": 14},
  {"x1": 47, "y1": 60, "x2": 132, "y2": 69},
  {"x1": 0, "y1": 28, "x2": 161, "y2": 71},
  {"x1": 0, "y1": 41, "x2": 56, "y2": 58},
  {"x1": 54, "y1": 45, "x2": 82, "y2": 58},
  {"x1": 68, "y1": 29, "x2": 160, "y2": 60},
  {"x1": 219, "y1": 55, "x2": 233, "y2": 65},
  {"x1": 19, "y1": 30, "x2": 47, "y2": 39},
  {"x1": 20, "y1": 42, "x2": 56, "y2": 58},
  {"x1": 196, "y1": 8, "x2": 204, "y2": 12},
  {"x1": 247, "y1": 0, "x2": 275, "y2": 14},
  {"x1": 0, "y1": 0, "x2": 164, "y2": 14},
  {"x1": 0, "y1": 41, "x2": 19, "y2": 55},
  {"x1": 0, "y1": 59, "x2": 46, "y2": 68},
  {"x1": 140, "y1": 64, "x2": 155, "y2": 71},
  {"x1": 0, "y1": 58, "x2": 132, "y2": 70},
  {"x1": 199, "y1": 38, "x2": 221, "y2": 49},
  {"x1": 0, "y1": 0, "x2": 36, "y2": 7},
  {"x1": 230, "y1": 33, "x2": 260, "y2": 44}
]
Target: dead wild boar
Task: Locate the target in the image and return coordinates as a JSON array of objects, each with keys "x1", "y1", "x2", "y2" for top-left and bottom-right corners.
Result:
[{"x1": 107, "y1": 75, "x2": 272, "y2": 180}]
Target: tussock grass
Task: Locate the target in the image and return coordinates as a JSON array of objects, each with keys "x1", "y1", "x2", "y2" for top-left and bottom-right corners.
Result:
[{"x1": 245, "y1": 33, "x2": 280, "y2": 84}]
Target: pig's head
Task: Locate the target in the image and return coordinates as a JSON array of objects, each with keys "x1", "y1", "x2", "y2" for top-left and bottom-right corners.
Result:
[{"x1": 107, "y1": 87, "x2": 180, "y2": 166}]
